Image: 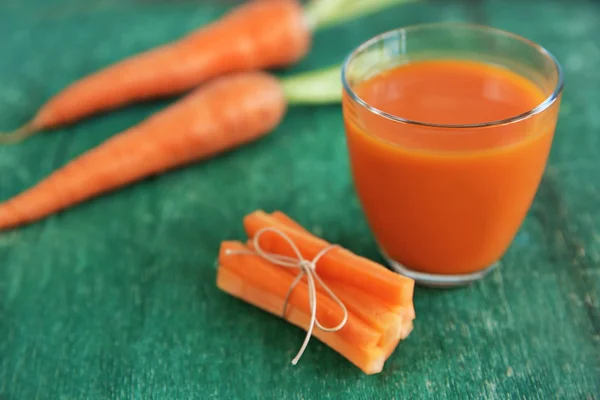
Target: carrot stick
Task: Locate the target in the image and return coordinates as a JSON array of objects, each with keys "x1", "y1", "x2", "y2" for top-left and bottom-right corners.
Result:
[
  {"x1": 269, "y1": 210, "x2": 415, "y2": 317},
  {"x1": 326, "y1": 281, "x2": 412, "y2": 345},
  {"x1": 243, "y1": 210, "x2": 415, "y2": 307},
  {"x1": 245, "y1": 235, "x2": 413, "y2": 341},
  {"x1": 269, "y1": 211, "x2": 415, "y2": 319},
  {"x1": 267, "y1": 211, "x2": 415, "y2": 342},
  {"x1": 217, "y1": 266, "x2": 389, "y2": 374},
  {"x1": 218, "y1": 241, "x2": 382, "y2": 350},
  {"x1": 0, "y1": 0, "x2": 414, "y2": 144},
  {"x1": 244, "y1": 235, "x2": 414, "y2": 339},
  {"x1": 217, "y1": 212, "x2": 414, "y2": 373},
  {"x1": 0, "y1": 66, "x2": 342, "y2": 231},
  {"x1": 270, "y1": 211, "x2": 308, "y2": 232}
]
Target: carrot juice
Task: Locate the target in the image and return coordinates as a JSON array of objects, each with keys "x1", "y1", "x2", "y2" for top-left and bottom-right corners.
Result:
[{"x1": 342, "y1": 25, "x2": 563, "y2": 285}]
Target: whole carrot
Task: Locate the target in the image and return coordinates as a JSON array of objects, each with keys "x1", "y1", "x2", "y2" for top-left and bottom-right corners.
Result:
[
  {"x1": 0, "y1": 66, "x2": 342, "y2": 231},
  {"x1": 0, "y1": 0, "x2": 414, "y2": 144}
]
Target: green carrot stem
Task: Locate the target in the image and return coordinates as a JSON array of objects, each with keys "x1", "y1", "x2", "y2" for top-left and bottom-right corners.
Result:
[
  {"x1": 280, "y1": 65, "x2": 342, "y2": 106},
  {"x1": 306, "y1": 0, "x2": 417, "y2": 31}
]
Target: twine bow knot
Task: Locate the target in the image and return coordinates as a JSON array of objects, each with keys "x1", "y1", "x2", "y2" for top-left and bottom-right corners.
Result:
[{"x1": 225, "y1": 227, "x2": 348, "y2": 364}]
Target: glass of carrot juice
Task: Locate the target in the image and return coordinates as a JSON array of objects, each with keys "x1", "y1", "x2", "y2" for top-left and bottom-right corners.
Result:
[{"x1": 342, "y1": 23, "x2": 563, "y2": 287}]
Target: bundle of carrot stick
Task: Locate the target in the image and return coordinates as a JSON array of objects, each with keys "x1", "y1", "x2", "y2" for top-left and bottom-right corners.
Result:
[
  {"x1": 217, "y1": 210, "x2": 415, "y2": 374},
  {"x1": 0, "y1": 0, "x2": 414, "y2": 231}
]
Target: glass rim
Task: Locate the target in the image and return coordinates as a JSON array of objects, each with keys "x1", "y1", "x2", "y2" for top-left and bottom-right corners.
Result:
[{"x1": 341, "y1": 22, "x2": 565, "y2": 129}]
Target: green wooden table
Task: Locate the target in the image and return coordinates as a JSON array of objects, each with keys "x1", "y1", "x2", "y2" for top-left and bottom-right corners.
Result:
[{"x1": 1, "y1": 1, "x2": 599, "y2": 398}]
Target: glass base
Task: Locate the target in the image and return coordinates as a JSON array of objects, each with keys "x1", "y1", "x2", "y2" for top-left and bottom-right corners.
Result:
[{"x1": 380, "y1": 250, "x2": 499, "y2": 288}]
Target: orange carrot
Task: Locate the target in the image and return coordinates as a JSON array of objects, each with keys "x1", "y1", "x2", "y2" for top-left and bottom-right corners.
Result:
[
  {"x1": 0, "y1": 0, "x2": 413, "y2": 144},
  {"x1": 0, "y1": 65, "x2": 343, "y2": 231},
  {"x1": 218, "y1": 241, "x2": 383, "y2": 350},
  {"x1": 0, "y1": 0, "x2": 308, "y2": 143},
  {"x1": 217, "y1": 266, "x2": 389, "y2": 374},
  {"x1": 0, "y1": 72, "x2": 286, "y2": 230},
  {"x1": 243, "y1": 210, "x2": 415, "y2": 307}
]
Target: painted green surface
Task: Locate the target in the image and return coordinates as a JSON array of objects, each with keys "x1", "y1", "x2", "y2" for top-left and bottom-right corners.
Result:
[{"x1": 0, "y1": 1, "x2": 598, "y2": 399}]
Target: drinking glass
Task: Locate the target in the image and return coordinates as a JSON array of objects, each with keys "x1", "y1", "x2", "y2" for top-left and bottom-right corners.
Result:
[{"x1": 342, "y1": 23, "x2": 563, "y2": 287}]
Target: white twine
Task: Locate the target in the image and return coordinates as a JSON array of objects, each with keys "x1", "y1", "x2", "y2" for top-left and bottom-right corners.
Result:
[{"x1": 225, "y1": 227, "x2": 348, "y2": 365}]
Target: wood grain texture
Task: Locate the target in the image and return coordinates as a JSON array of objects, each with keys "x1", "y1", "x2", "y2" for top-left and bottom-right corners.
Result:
[{"x1": 0, "y1": 0, "x2": 599, "y2": 399}]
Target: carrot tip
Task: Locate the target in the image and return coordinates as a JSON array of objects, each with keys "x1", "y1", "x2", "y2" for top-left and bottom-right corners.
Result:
[{"x1": 0, "y1": 122, "x2": 37, "y2": 145}]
